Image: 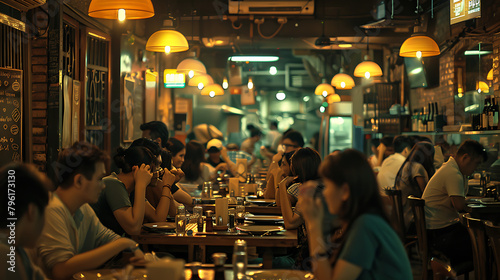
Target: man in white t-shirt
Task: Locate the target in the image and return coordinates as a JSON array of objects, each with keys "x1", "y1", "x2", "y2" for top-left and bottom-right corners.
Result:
[
  {"x1": 377, "y1": 135, "x2": 412, "y2": 190},
  {"x1": 422, "y1": 139, "x2": 486, "y2": 266}
]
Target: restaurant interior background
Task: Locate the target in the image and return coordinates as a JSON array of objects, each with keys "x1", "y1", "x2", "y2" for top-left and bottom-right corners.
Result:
[{"x1": 0, "y1": 0, "x2": 499, "y2": 178}]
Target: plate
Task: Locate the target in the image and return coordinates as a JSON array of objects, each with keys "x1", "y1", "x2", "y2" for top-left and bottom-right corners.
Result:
[
  {"x1": 142, "y1": 222, "x2": 176, "y2": 233},
  {"x1": 236, "y1": 225, "x2": 284, "y2": 235},
  {"x1": 246, "y1": 198, "x2": 275, "y2": 206},
  {"x1": 245, "y1": 215, "x2": 283, "y2": 223},
  {"x1": 479, "y1": 199, "x2": 500, "y2": 205},
  {"x1": 73, "y1": 269, "x2": 147, "y2": 280},
  {"x1": 247, "y1": 270, "x2": 314, "y2": 280}
]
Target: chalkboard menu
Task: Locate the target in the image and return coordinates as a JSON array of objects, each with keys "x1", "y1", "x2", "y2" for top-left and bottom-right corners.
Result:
[{"x1": 0, "y1": 68, "x2": 22, "y2": 167}]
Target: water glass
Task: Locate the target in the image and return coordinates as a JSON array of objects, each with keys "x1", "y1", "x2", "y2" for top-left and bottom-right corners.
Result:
[
  {"x1": 233, "y1": 240, "x2": 247, "y2": 280},
  {"x1": 202, "y1": 182, "x2": 213, "y2": 198},
  {"x1": 235, "y1": 205, "x2": 245, "y2": 225}
]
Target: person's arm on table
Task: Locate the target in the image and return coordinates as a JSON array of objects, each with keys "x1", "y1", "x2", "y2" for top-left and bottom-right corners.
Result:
[
  {"x1": 50, "y1": 238, "x2": 139, "y2": 280},
  {"x1": 277, "y1": 176, "x2": 303, "y2": 229},
  {"x1": 113, "y1": 164, "x2": 151, "y2": 235},
  {"x1": 145, "y1": 168, "x2": 176, "y2": 222}
]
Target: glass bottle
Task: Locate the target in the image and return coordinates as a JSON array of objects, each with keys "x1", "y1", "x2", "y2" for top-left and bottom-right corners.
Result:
[
  {"x1": 212, "y1": 253, "x2": 227, "y2": 280},
  {"x1": 205, "y1": 210, "x2": 214, "y2": 232},
  {"x1": 175, "y1": 205, "x2": 186, "y2": 236},
  {"x1": 232, "y1": 240, "x2": 247, "y2": 280}
]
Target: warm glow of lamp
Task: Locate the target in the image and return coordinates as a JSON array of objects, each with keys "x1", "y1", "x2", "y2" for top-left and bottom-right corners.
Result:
[
  {"x1": 326, "y1": 93, "x2": 341, "y2": 104},
  {"x1": 354, "y1": 56, "x2": 383, "y2": 78},
  {"x1": 222, "y1": 77, "x2": 228, "y2": 89},
  {"x1": 487, "y1": 69, "x2": 493, "y2": 81},
  {"x1": 315, "y1": 83, "x2": 334, "y2": 97},
  {"x1": 176, "y1": 58, "x2": 207, "y2": 78},
  {"x1": 146, "y1": 30, "x2": 189, "y2": 53},
  {"x1": 188, "y1": 74, "x2": 213, "y2": 89},
  {"x1": 247, "y1": 77, "x2": 254, "y2": 89},
  {"x1": 201, "y1": 84, "x2": 224, "y2": 97},
  {"x1": 331, "y1": 73, "x2": 355, "y2": 89},
  {"x1": 477, "y1": 81, "x2": 489, "y2": 94},
  {"x1": 88, "y1": 0, "x2": 154, "y2": 20},
  {"x1": 399, "y1": 35, "x2": 440, "y2": 57}
]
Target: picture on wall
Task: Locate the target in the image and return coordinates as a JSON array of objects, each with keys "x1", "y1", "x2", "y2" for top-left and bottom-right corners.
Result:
[{"x1": 122, "y1": 74, "x2": 144, "y2": 142}]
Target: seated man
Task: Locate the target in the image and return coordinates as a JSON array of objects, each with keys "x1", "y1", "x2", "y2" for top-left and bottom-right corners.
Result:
[
  {"x1": 377, "y1": 135, "x2": 412, "y2": 190},
  {"x1": 1, "y1": 163, "x2": 52, "y2": 280},
  {"x1": 140, "y1": 121, "x2": 169, "y2": 150},
  {"x1": 34, "y1": 142, "x2": 143, "y2": 280},
  {"x1": 422, "y1": 139, "x2": 487, "y2": 266}
]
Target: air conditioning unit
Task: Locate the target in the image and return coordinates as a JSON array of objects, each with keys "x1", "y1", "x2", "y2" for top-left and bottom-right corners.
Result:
[
  {"x1": 228, "y1": 0, "x2": 314, "y2": 15},
  {"x1": 1, "y1": 0, "x2": 46, "y2": 11}
]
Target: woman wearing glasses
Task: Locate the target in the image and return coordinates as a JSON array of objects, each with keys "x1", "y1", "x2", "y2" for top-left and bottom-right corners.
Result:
[{"x1": 92, "y1": 139, "x2": 176, "y2": 236}]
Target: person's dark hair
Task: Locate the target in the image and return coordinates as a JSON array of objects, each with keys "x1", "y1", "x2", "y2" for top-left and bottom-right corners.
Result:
[
  {"x1": 319, "y1": 149, "x2": 389, "y2": 225},
  {"x1": 393, "y1": 135, "x2": 412, "y2": 154},
  {"x1": 283, "y1": 130, "x2": 305, "y2": 148},
  {"x1": 113, "y1": 145, "x2": 158, "y2": 174},
  {"x1": 270, "y1": 121, "x2": 278, "y2": 129},
  {"x1": 166, "y1": 137, "x2": 185, "y2": 157},
  {"x1": 456, "y1": 140, "x2": 487, "y2": 162},
  {"x1": 290, "y1": 148, "x2": 321, "y2": 183},
  {"x1": 182, "y1": 140, "x2": 206, "y2": 182},
  {"x1": 55, "y1": 141, "x2": 108, "y2": 189},
  {"x1": 130, "y1": 138, "x2": 162, "y2": 157},
  {"x1": 249, "y1": 128, "x2": 262, "y2": 138},
  {"x1": 279, "y1": 150, "x2": 296, "y2": 166},
  {"x1": 380, "y1": 136, "x2": 394, "y2": 148},
  {"x1": 140, "y1": 121, "x2": 169, "y2": 148},
  {"x1": 0, "y1": 163, "x2": 51, "y2": 228},
  {"x1": 394, "y1": 142, "x2": 435, "y2": 196},
  {"x1": 160, "y1": 149, "x2": 173, "y2": 170},
  {"x1": 246, "y1": 124, "x2": 256, "y2": 131}
]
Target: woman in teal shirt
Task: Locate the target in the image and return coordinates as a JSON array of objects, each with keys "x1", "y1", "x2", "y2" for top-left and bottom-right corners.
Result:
[{"x1": 299, "y1": 149, "x2": 412, "y2": 280}]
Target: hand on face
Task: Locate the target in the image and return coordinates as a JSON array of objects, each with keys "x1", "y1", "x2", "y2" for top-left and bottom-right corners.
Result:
[
  {"x1": 134, "y1": 164, "x2": 153, "y2": 189},
  {"x1": 162, "y1": 167, "x2": 177, "y2": 186},
  {"x1": 297, "y1": 181, "x2": 324, "y2": 226}
]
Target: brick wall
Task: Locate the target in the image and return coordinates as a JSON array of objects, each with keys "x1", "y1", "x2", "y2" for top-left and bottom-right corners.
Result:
[{"x1": 31, "y1": 34, "x2": 48, "y2": 171}]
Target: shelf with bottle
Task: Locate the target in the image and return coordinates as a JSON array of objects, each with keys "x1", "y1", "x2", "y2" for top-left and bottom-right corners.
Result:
[{"x1": 472, "y1": 96, "x2": 499, "y2": 132}]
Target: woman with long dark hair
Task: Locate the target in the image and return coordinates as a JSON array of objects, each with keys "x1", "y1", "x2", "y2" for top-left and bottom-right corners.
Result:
[
  {"x1": 395, "y1": 141, "x2": 435, "y2": 232},
  {"x1": 166, "y1": 137, "x2": 186, "y2": 169},
  {"x1": 299, "y1": 149, "x2": 412, "y2": 280},
  {"x1": 264, "y1": 150, "x2": 295, "y2": 199},
  {"x1": 180, "y1": 140, "x2": 215, "y2": 185}
]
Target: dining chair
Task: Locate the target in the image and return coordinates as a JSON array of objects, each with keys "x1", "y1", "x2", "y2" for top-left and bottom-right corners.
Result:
[
  {"x1": 462, "y1": 214, "x2": 489, "y2": 280},
  {"x1": 384, "y1": 189, "x2": 417, "y2": 250},
  {"x1": 408, "y1": 195, "x2": 431, "y2": 280},
  {"x1": 484, "y1": 221, "x2": 500, "y2": 280}
]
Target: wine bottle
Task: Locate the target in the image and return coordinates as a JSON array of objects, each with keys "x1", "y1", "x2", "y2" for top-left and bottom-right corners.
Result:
[
  {"x1": 481, "y1": 97, "x2": 489, "y2": 131},
  {"x1": 492, "y1": 97, "x2": 499, "y2": 130},
  {"x1": 422, "y1": 106, "x2": 428, "y2": 132},
  {"x1": 427, "y1": 103, "x2": 434, "y2": 132}
]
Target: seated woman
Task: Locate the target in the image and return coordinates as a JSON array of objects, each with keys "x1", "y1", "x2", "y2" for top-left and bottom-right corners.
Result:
[
  {"x1": 92, "y1": 140, "x2": 175, "y2": 236},
  {"x1": 264, "y1": 151, "x2": 294, "y2": 199},
  {"x1": 395, "y1": 141, "x2": 435, "y2": 233},
  {"x1": 299, "y1": 149, "x2": 412, "y2": 280},
  {"x1": 180, "y1": 140, "x2": 216, "y2": 185}
]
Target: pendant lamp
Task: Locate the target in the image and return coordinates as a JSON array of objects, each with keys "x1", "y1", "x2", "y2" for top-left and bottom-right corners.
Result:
[
  {"x1": 315, "y1": 83, "x2": 335, "y2": 97},
  {"x1": 201, "y1": 84, "x2": 224, "y2": 98},
  {"x1": 177, "y1": 58, "x2": 207, "y2": 79},
  {"x1": 88, "y1": 0, "x2": 154, "y2": 20},
  {"x1": 146, "y1": 29, "x2": 189, "y2": 54},
  {"x1": 354, "y1": 35, "x2": 382, "y2": 79},
  {"x1": 188, "y1": 74, "x2": 214, "y2": 90},
  {"x1": 331, "y1": 72, "x2": 355, "y2": 89},
  {"x1": 399, "y1": 34, "x2": 440, "y2": 58},
  {"x1": 487, "y1": 69, "x2": 493, "y2": 81},
  {"x1": 326, "y1": 93, "x2": 341, "y2": 104}
]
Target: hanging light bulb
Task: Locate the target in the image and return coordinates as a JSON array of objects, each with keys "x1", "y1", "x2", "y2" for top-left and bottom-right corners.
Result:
[
  {"x1": 269, "y1": 66, "x2": 277, "y2": 75},
  {"x1": 201, "y1": 84, "x2": 224, "y2": 97},
  {"x1": 188, "y1": 74, "x2": 213, "y2": 88},
  {"x1": 177, "y1": 58, "x2": 207, "y2": 78},
  {"x1": 247, "y1": 77, "x2": 254, "y2": 90},
  {"x1": 88, "y1": 0, "x2": 154, "y2": 20},
  {"x1": 146, "y1": 29, "x2": 189, "y2": 53},
  {"x1": 331, "y1": 58, "x2": 355, "y2": 89},
  {"x1": 354, "y1": 55, "x2": 383, "y2": 79},
  {"x1": 400, "y1": 34, "x2": 440, "y2": 58},
  {"x1": 222, "y1": 77, "x2": 228, "y2": 89},
  {"x1": 164, "y1": 45, "x2": 171, "y2": 54},
  {"x1": 188, "y1": 70, "x2": 195, "y2": 79},
  {"x1": 315, "y1": 83, "x2": 335, "y2": 97}
]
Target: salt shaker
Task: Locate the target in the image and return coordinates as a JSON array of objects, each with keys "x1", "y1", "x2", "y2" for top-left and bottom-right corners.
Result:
[{"x1": 205, "y1": 210, "x2": 214, "y2": 232}]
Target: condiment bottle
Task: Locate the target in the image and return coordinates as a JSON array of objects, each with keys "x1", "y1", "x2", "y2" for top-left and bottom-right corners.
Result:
[
  {"x1": 205, "y1": 210, "x2": 214, "y2": 232},
  {"x1": 212, "y1": 253, "x2": 227, "y2": 280}
]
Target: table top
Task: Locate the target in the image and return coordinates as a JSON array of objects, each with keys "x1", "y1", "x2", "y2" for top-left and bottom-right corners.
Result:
[
  {"x1": 200, "y1": 203, "x2": 281, "y2": 215},
  {"x1": 466, "y1": 197, "x2": 500, "y2": 222},
  {"x1": 132, "y1": 228, "x2": 297, "y2": 247}
]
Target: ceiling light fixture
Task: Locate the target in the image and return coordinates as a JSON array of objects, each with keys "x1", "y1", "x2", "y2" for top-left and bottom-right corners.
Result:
[
  {"x1": 188, "y1": 74, "x2": 213, "y2": 89},
  {"x1": 228, "y1": 56, "x2": 279, "y2": 62},
  {"x1": 276, "y1": 91, "x2": 286, "y2": 101},
  {"x1": 222, "y1": 77, "x2": 229, "y2": 89},
  {"x1": 331, "y1": 56, "x2": 355, "y2": 89},
  {"x1": 177, "y1": 58, "x2": 207, "y2": 78},
  {"x1": 247, "y1": 77, "x2": 254, "y2": 89},
  {"x1": 269, "y1": 66, "x2": 277, "y2": 75},
  {"x1": 315, "y1": 83, "x2": 335, "y2": 97},
  {"x1": 464, "y1": 50, "x2": 492, "y2": 56},
  {"x1": 326, "y1": 93, "x2": 341, "y2": 104},
  {"x1": 88, "y1": 0, "x2": 154, "y2": 20},
  {"x1": 354, "y1": 35, "x2": 383, "y2": 79},
  {"x1": 487, "y1": 69, "x2": 493, "y2": 81},
  {"x1": 201, "y1": 84, "x2": 224, "y2": 97},
  {"x1": 146, "y1": 29, "x2": 189, "y2": 54},
  {"x1": 338, "y1": 44, "x2": 352, "y2": 48}
]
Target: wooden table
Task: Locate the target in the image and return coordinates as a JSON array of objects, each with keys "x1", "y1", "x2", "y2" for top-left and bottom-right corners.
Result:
[
  {"x1": 465, "y1": 203, "x2": 500, "y2": 222},
  {"x1": 200, "y1": 204, "x2": 282, "y2": 215},
  {"x1": 132, "y1": 228, "x2": 297, "y2": 269}
]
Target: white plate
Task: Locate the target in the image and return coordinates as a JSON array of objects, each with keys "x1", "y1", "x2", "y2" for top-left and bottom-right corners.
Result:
[
  {"x1": 73, "y1": 269, "x2": 147, "y2": 280},
  {"x1": 245, "y1": 215, "x2": 283, "y2": 223},
  {"x1": 247, "y1": 270, "x2": 314, "y2": 280},
  {"x1": 479, "y1": 199, "x2": 500, "y2": 205},
  {"x1": 143, "y1": 222, "x2": 176, "y2": 232},
  {"x1": 236, "y1": 225, "x2": 284, "y2": 234}
]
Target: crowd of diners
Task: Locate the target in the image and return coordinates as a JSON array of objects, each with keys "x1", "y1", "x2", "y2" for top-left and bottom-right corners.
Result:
[{"x1": 0, "y1": 120, "x2": 488, "y2": 280}]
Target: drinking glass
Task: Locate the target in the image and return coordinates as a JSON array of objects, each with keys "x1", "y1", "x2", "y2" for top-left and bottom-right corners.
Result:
[
  {"x1": 235, "y1": 205, "x2": 245, "y2": 225},
  {"x1": 232, "y1": 240, "x2": 247, "y2": 280}
]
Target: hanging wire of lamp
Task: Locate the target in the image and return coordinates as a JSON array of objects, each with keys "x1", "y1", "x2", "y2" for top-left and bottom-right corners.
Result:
[
  {"x1": 315, "y1": 82, "x2": 335, "y2": 97},
  {"x1": 326, "y1": 93, "x2": 341, "y2": 104},
  {"x1": 88, "y1": 0, "x2": 154, "y2": 20},
  {"x1": 354, "y1": 35, "x2": 383, "y2": 79},
  {"x1": 188, "y1": 74, "x2": 214, "y2": 90},
  {"x1": 331, "y1": 56, "x2": 355, "y2": 89},
  {"x1": 201, "y1": 84, "x2": 224, "y2": 98},
  {"x1": 177, "y1": 58, "x2": 207, "y2": 79}
]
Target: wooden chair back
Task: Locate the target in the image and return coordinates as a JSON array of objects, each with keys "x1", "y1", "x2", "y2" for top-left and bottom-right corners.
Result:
[
  {"x1": 484, "y1": 221, "x2": 500, "y2": 280},
  {"x1": 384, "y1": 188, "x2": 406, "y2": 240},
  {"x1": 462, "y1": 214, "x2": 488, "y2": 280},
  {"x1": 408, "y1": 195, "x2": 429, "y2": 280}
]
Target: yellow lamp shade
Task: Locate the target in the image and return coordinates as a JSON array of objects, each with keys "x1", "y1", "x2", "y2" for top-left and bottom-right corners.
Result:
[
  {"x1": 477, "y1": 81, "x2": 489, "y2": 93},
  {"x1": 326, "y1": 93, "x2": 341, "y2": 104},
  {"x1": 201, "y1": 84, "x2": 224, "y2": 97},
  {"x1": 487, "y1": 69, "x2": 493, "y2": 81},
  {"x1": 399, "y1": 35, "x2": 440, "y2": 57},
  {"x1": 188, "y1": 74, "x2": 214, "y2": 89},
  {"x1": 331, "y1": 73, "x2": 355, "y2": 89},
  {"x1": 315, "y1": 83, "x2": 335, "y2": 97},
  {"x1": 146, "y1": 30, "x2": 189, "y2": 53},
  {"x1": 177, "y1": 58, "x2": 207, "y2": 78},
  {"x1": 88, "y1": 0, "x2": 154, "y2": 19},
  {"x1": 354, "y1": 60, "x2": 383, "y2": 78}
]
